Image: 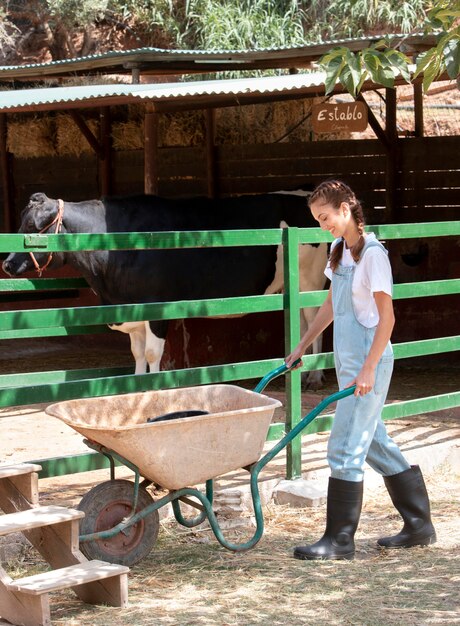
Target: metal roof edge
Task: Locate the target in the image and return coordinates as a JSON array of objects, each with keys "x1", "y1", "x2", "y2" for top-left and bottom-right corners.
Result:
[
  {"x1": 0, "y1": 67, "x2": 426, "y2": 115},
  {"x1": 0, "y1": 33, "x2": 437, "y2": 78}
]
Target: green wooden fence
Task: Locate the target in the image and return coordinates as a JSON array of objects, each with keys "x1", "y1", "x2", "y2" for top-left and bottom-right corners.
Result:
[{"x1": 0, "y1": 221, "x2": 459, "y2": 480}]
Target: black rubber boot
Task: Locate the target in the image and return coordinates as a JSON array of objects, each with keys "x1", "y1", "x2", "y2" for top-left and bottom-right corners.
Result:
[
  {"x1": 294, "y1": 477, "x2": 363, "y2": 561},
  {"x1": 378, "y1": 465, "x2": 436, "y2": 549}
]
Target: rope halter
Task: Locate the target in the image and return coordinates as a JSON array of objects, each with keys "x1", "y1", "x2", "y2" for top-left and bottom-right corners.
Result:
[{"x1": 29, "y1": 199, "x2": 64, "y2": 277}]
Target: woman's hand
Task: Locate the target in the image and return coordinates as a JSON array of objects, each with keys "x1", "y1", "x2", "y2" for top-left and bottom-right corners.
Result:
[
  {"x1": 285, "y1": 346, "x2": 305, "y2": 370},
  {"x1": 348, "y1": 291, "x2": 394, "y2": 397},
  {"x1": 348, "y1": 365, "x2": 376, "y2": 396}
]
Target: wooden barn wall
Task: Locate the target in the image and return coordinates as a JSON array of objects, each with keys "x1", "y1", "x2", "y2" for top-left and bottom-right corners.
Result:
[
  {"x1": 0, "y1": 136, "x2": 458, "y2": 370},
  {"x1": 3, "y1": 135, "x2": 459, "y2": 227}
]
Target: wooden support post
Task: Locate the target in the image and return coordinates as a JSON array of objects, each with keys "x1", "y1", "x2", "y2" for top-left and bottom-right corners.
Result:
[
  {"x1": 0, "y1": 113, "x2": 13, "y2": 232},
  {"x1": 205, "y1": 108, "x2": 218, "y2": 198},
  {"x1": 414, "y1": 82, "x2": 424, "y2": 137},
  {"x1": 413, "y1": 82, "x2": 425, "y2": 216},
  {"x1": 69, "y1": 110, "x2": 103, "y2": 157},
  {"x1": 385, "y1": 87, "x2": 398, "y2": 222},
  {"x1": 144, "y1": 104, "x2": 159, "y2": 195},
  {"x1": 99, "y1": 106, "x2": 112, "y2": 197},
  {"x1": 356, "y1": 94, "x2": 389, "y2": 149}
]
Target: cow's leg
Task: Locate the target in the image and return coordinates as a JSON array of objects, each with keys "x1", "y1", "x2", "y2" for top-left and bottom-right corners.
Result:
[
  {"x1": 300, "y1": 307, "x2": 324, "y2": 390},
  {"x1": 109, "y1": 322, "x2": 148, "y2": 374},
  {"x1": 267, "y1": 233, "x2": 328, "y2": 389},
  {"x1": 144, "y1": 321, "x2": 167, "y2": 373},
  {"x1": 130, "y1": 325, "x2": 149, "y2": 374},
  {"x1": 299, "y1": 242, "x2": 328, "y2": 390}
]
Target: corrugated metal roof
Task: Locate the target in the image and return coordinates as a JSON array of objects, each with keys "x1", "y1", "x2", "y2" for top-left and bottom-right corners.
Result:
[
  {"x1": 0, "y1": 72, "x2": 331, "y2": 113},
  {"x1": 0, "y1": 34, "x2": 436, "y2": 80}
]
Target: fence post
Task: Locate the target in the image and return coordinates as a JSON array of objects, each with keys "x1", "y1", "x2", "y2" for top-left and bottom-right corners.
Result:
[{"x1": 283, "y1": 227, "x2": 302, "y2": 479}]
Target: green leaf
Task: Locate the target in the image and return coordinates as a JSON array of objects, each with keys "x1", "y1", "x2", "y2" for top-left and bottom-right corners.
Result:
[
  {"x1": 362, "y1": 51, "x2": 380, "y2": 75},
  {"x1": 374, "y1": 64, "x2": 396, "y2": 88},
  {"x1": 323, "y1": 56, "x2": 346, "y2": 95},
  {"x1": 414, "y1": 48, "x2": 437, "y2": 79},
  {"x1": 345, "y1": 49, "x2": 363, "y2": 93},
  {"x1": 319, "y1": 49, "x2": 348, "y2": 95},
  {"x1": 385, "y1": 49, "x2": 412, "y2": 81},
  {"x1": 339, "y1": 65, "x2": 358, "y2": 97},
  {"x1": 356, "y1": 72, "x2": 368, "y2": 95},
  {"x1": 422, "y1": 55, "x2": 442, "y2": 92},
  {"x1": 443, "y1": 36, "x2": 460, "y2": 79},
  {"x1": 320, "y1": 46, "x2": 348, "y2": 65}
]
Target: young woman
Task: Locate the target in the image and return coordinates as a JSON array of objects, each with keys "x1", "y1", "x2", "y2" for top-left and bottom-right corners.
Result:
[{"x1": 285, "y1": 180, "x2": 436, "y2": 560}]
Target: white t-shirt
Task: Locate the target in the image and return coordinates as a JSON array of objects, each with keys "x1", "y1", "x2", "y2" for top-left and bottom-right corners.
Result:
[{"x1": 324, "y1": 233, "x2": 393, "y2": 328}]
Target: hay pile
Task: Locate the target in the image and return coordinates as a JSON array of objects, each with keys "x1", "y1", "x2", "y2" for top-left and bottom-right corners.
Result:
[
  {"x1": 159, "y1": 110, "x2": 206, "y2": 146},
  {"x1": 112, "y1": 119, "x2": 144, "y2": 150},
  {"x1": 216, "y1": 99, "x2": 315, "y2": 144},
  {"x1": 4, "y1": 97, "x2": 343, "y2": 157},
  {"x1": 7, "y1": 116, "x2": 56, "y2": 158}
]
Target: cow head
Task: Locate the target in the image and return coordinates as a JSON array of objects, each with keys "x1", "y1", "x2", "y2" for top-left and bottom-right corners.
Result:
[{"x1": 2, "y1": 193, "x2": 66, "y2": 277}]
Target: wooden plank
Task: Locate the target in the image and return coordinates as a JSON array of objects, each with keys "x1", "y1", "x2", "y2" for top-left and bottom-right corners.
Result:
[
  {"x1": 144, "y1": 107, "x2": 158, "y2": 194},
  {"x1": 98, "y1": 106, "x2": 112, "y2": 196},
  {"x1": 402, "y1": 170, "x2": 460, "y2": 188},
  {"x1": 399, "y1": 188, "x2": 460, "y2": 206},
  {"x1": 158, "y1": 142, "x2": 205, "y2": 168},
  {"x1": 0, "y1": 464, "x2": 42, "y2": 479},
  {"x1": 219, "y1": 177, "x2": 387, "y2": 202},
  {"x1": 16, "y1": 183, "x2": 99, "y2": 205},
  {"x1": 13, "y1": 154, "x2": 97, "y2": 179},
  {"x1": 0, "y1": 113, "x2": 13, "y2": 232},
  {"x1": 206, "y1": 109, "x2": 217, "y2": 198},
  {"x1": 219, "y1": 155, "x2": 386, "y2": 177},
  {"x1": 414, "y1": 82, "x2": 424, "y2": 137},
  {"x1": 8, "y1": 560, "x2": 129, "y2": 595},
  {"x1": 398, "y1": 206, "x2": 458, "y2": 221},
  {"x1": 385, "y1": 88, "x2": 398, "y2": 221},
  {"x1": 157, "y1": 179, "x2": 208, "y2": 197},
  {"x1": 0, "y1": 506, "x2": 84, "y2": 536},
  {"x1": 218, "y1": 172, "x2": 385, "y2": 191},
  {"x1": 2, "y1": 472, "x2": 40, "y2": 506},
  {"x1": 0, "y1": 573, "x2": 51, "y2": 626},
  {"x1": 219, "y1": 139, "x2": 386, "y2": 160},
  {"x1": 400, "y1": 138, "x2": 460, "y2": 168}
]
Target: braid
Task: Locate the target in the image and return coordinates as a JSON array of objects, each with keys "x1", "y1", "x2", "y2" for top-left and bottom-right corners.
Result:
[{"x1": 309, "y1": 180, "x2": 366, "y2": 272}]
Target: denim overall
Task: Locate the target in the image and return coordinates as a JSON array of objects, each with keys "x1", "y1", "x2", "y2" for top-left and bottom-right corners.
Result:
[{"x1": 328, "y1": 238, "x2": 410, "y2": 482}]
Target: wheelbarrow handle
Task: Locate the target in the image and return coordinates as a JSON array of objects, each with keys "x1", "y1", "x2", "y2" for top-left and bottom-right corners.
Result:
[
  {"x1": 254, "y1": 383, "x2": 357, "y2": 476},
  {"x1": 253, "y1": 359, "x2": 302, "y2": 394}
]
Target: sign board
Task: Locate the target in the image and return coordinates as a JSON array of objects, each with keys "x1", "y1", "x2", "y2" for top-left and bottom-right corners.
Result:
[{"x1": 312, "y1": 101, "x2": 368, "y2": 133}]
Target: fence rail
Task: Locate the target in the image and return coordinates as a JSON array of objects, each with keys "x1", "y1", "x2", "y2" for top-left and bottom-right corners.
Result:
[{"x1": 0, "y1": 221, "x2": 459, "y2": 480}]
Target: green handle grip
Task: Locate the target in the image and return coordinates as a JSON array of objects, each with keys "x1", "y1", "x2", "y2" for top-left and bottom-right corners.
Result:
[{"x1": 253, "y1": 359, "x2": 301, "y2": 394}]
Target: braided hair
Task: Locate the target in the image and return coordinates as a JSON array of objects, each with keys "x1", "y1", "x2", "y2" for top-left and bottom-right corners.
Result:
[{"x1": 308, "y1": 180, "x2": 366, "y2": 273}]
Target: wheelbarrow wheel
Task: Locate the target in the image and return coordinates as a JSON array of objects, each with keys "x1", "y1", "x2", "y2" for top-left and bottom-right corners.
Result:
[{"x1": 77, "y1": 479, "x2": 160, "y2": 566}]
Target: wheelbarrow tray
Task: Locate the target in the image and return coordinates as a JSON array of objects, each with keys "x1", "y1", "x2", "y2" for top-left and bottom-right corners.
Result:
[{"x1": 46, "y1": 385, "x2": 282, "y2": 490}]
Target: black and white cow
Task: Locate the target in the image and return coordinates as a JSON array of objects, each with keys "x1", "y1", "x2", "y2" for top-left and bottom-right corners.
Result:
[{"x1": 2, "y1": 192, "x2": 327, "y2": 387}]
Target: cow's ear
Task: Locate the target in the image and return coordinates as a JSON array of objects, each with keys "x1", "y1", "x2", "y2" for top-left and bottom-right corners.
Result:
[{"x1": 27, "y1": 193, "x2": 56, "y2": 230}]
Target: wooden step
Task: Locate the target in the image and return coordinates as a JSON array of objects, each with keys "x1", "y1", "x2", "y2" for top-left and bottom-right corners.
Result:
[
  {"x1": 0, "y1": 464, "x2": 42, "y2": 480},
  {"x1": 0, "y1": 506, "x2": 84, "y2": 537},
  {"x1": 7, "y1": 560, "x2": 129, "y2": 595}
]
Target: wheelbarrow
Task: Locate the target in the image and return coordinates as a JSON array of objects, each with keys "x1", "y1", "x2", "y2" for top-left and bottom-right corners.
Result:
[{"x1": 46, "y1": 364, "x2": 355, "y2": 566}]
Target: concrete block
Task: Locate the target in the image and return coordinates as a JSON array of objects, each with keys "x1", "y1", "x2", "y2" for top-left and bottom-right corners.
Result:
[
  {"x1": 239, "y1": 478, "x2": 281, "y2": 512},
  {"x1": 274, "y1": 479, "x2": 328, "y2": 508}
]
